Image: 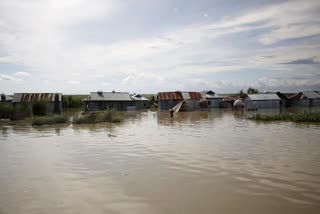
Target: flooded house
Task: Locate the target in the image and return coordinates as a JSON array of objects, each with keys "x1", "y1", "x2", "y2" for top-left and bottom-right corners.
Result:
[
  {"x1": 201, "y1": 90, "x2": 223, "y2": 108},
  {"x1": 243, "y1": 93, "x2": 281, "y2": 109},
  {"x1": 131, "y1": 94, "x2": 150, "y2": 109},
  {"x1": 83, "y1": 91, "x2": 135, "y2": 111},
  {"x1": 289, "y1": 91, "x2": 320, "y2": 107},
  {"x1": 12, "y1": 93, "x2": 62, "y2": 114},
  {"x1": 157, "y1": 91, "x2": 202, "y2": 111}
]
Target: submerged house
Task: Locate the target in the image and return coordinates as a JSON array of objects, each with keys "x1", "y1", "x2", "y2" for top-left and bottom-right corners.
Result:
[
  {"x1": 289, "y1": 91, "x2": 320, "y2": 107},
  {"x1": 131, "y1": 94, "x2": 150, "y2": 109},
  {"x1": 12, "y1": 93, "x2": 62, "y2": 114},
  {"x1": 157, "y1": 91, "x2": 202, "y2": 111},
  {"x1": 201, "y1": 90, "x2": 223, "y2": 108},
  {"x1": 83, "y1": 91, "x2": 136, "y2": 111},
  {"x1": 243, "y1": 93, "x2": 281, "y2": 109}
]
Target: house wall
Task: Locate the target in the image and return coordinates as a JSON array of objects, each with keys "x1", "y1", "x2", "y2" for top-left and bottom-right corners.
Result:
[
  {"x1": 290, "y1": 99, "x2": 310, "y2": 108},
  {"x1": 207, "y1": 98, "x2": 223, "y2": 108},
  {"x1": 158, "y1": 100, "x2": 182, "y2": 111},
  {"x1": 134, "y1": 100, "x2": 150, "y2": 109},
  {"x1": 185, "y1": 99, "x2": 200, "y2": 109},
  {"x1": 244, "y1": 98, "x2": 280, "y2": 109},
  {"x1": 310, "y1": 98, "x2": 320, "y2": 107},
  {"x1": 14, "y1": 102, "x2": 62, "y2": 114},
  {"x1": 85, "y1": 101, "x2": 135, "y2": 111}
]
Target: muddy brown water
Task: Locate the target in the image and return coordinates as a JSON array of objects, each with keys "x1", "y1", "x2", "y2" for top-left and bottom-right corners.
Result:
[{"x1": 0, "y1": 109, "x2": 320, "y2": 214}]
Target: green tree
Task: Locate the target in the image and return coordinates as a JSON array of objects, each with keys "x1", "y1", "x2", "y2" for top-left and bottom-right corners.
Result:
[
  {"x1": 239, "y1": 89, "x2": 247, "y2": 98},
  {"x1": 247, "y1": 87, "x2": 259, "y2": 94}
]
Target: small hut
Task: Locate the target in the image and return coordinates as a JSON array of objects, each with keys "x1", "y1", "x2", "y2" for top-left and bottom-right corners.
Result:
[
  {"x1": 157, "y1": 91, "x2": 202, "y2": 111},
  {"x1": 243, "y1": 94, "x2": 281, "y2": 109},
  {"x1": 201, "y1": 90, "x2": 223, "y2": 108},
  {"x1": 131, "y1": 94, "x2": 150, "y2": 109},
  {"x1": 12, "y1": 93, "x2": 62, "y2": 114},
  {"x1": 83, "y1": 91, "x2": 134, "y2": 111},
  {"x1": 289, "y1": 91, "x2": 320, "y2": 107}
]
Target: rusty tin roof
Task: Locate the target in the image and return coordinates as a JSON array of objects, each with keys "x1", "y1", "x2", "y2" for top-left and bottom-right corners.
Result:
[{"x1": 12, "y1": 93, "x2": 62, "y2": 103}]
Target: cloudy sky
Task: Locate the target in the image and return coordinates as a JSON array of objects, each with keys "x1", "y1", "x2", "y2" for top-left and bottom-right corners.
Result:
[{"x1": 0, "y1": 0, "x2": 320, "y2": 94}]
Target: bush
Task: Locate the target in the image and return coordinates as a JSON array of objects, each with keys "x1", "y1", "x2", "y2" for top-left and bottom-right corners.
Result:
[
  {"x1": 62, "y1": 95, "x2": 86, "y2": 108},
  {"x1": 31, "y1": 115, "x2": 68, "y2": 126},
  {"x1": 32, "y1": 101, "x2": 47, "y2": 116},
  {"x1": 249, "y1": 112, "x2": 320, "y2": 122},
  {"x1": 0, "y1": 103, "x2": 14, "y2": 119},
  {"x1": 73, "y1": 110, "x2": 123, "y2": 124}
]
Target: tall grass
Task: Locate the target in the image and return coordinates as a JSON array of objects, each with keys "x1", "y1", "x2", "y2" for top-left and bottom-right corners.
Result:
[
  {"x1": 249, "y1": 112, "x2": 320, "y2": 122},
  {"x1": 31, "y1": 115, "x2": 68, "y2": 126},
  {"x1": 73, "y1": 110, "x2": 122, "y2": 124}
]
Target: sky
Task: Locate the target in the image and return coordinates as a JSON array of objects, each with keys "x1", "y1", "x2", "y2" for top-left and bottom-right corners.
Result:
[{"x1": 0, "y1": 0, "x2": 320, "y2": 94}]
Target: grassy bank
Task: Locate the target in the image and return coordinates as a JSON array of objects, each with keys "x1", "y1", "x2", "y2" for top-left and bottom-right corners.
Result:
[
  {"x1": 249, "y1": 112, "x2": 320, "y2": 122},
  {"x1": 73, "y1": 110, "x2": 122, "y2": 124}
]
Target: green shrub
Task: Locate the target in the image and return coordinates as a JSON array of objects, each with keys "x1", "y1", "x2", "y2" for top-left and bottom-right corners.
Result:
[
  {"x1": 32, "y1": 101, "x2": 47, "y2": 116},
  {"x1": 62, "y1": 95, "x2": 86, "y2": 108},
  {"x1": 73, "y1": 110, "x2": 123, "y2": 124},
  {"x1": 249, "y1": 112, "x2": 320, "y2": 122},
  {"x1": 31, "y1": 115, "x2": 68, "y2": 126},
  {"x1": 0, "y1": 103, "x2": 14, "y2": 119}
]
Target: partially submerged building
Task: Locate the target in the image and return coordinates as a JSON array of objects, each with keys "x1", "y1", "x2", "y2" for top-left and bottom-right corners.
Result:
[
  {"x1": 289, "y1": 91, "x2": 320, "y2": 107},
  {"x1": 131, "y1": 94, "x2": 150, "y2": 109},
  {"x1": 83, "y1": 91, "x2": 134, "y2": 111},
  {"x1": 12, "y1": 93, "x2": 62, "y2": 114},
  {"x1": 157, "y1": 91, "x2": 202, "y2": 111},
  {"x1": 201, "y1": 90, "x2": 223, "y2": 108},
  {"x1": 243, "y1": 93, "x2": 281, "y2": 109}
]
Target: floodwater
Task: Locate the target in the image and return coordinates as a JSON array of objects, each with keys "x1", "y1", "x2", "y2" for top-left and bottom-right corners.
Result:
[{"x1": 0, "y1": 109, "x2": 320, "y2": 214}]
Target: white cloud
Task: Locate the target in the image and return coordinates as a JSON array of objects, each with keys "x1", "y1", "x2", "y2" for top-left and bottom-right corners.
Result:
[
  {"x1": 13, "y1": 71, "x2": 31, "y2": 76},
  {"x1": 0, "y1": 0, "x2": 319, "y2": 93},
  {"x1": 0, "y1": 74, "x2": 20, "y2": 81},
  {"x1": 67, "y1": 81, "x2": 81, "y2": 84}
]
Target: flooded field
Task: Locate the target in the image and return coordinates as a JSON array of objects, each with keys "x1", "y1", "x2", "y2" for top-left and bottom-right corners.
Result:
[{"x1": 0, "y1": 109, "x2": 320, "y2": 214}]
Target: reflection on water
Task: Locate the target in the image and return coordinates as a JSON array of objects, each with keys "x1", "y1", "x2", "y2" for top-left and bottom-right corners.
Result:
[{"x1": 0, "y1": 109, "x2": 320, "y2": 214}]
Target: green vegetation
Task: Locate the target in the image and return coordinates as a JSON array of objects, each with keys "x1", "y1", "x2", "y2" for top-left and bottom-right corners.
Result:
[
  {"x1": 62, "y1": 95, "x2": 87, "y2": 108},
  {"x1": 30, "y1": 115, "x2": 68, "y2": 126},
  {"x1": 238, "y1": 89, "x2": 247, "y2": 98},
  {"x1": 249, "y1": 112, "x2": 320, "y2": 122},
  {"x1": 32, "y1": 101, "x2": 47, "y2": 116},
  {"x1": 247, "y1": 87, "x2": 259, "y2": 94},
  {"x1": 0, "y1": 103, "x2": 14, "y2": 119},
  {"x1": 73, "y1": 110, "x2": 122, "y2": 124}
]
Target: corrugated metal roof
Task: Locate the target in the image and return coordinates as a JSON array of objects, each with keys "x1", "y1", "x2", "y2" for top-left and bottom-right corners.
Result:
[
  {"x1": 301, "y1": 91, "x2": 320, "y2": 99},
  {"x1": 201, "y1": 90, "x2": 215, "y2": 96},
  {"x1": 158, "y1": 92, "x2": 183, "y2": 101},
  {"x1": 181, "y1": 92, "x2": 191, "y2": 100},
  {"x1": 158, "y1": 91, "x2": 202, "y2": 101},
  {"x1": 12, "y1": 93, "x2": 62, "y2": 103},
  {"x1": 89, "y1": 92, "x2": 131, "y2": 101},
  {"x1": 188, "y1": 92, "x2": 202, "y2": 100},
  {"x1": 248, "y1": 94, "x2": 281, "y2": 101},
  {"x1": 131, "y1": 94, "x2": 148, "y2": 101}
]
